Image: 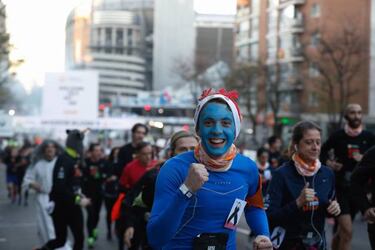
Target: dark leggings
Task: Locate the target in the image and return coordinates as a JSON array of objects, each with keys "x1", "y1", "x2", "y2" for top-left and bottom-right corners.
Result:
[
  {"x1": 86, "y1": 196, "x2": 102, "y2": 238},
  {"x1": 369, "y1": 223, "x2": 375, "y2": 250},
  {"x1": 104, "y1": 197, "x2": 116, "y2": 236},
  {"x1": 44, "y1": 202, "x2": 84, "y2": 250},
  {"x1": 116, "y1": 220, "x2": 125, "y2": 250}
]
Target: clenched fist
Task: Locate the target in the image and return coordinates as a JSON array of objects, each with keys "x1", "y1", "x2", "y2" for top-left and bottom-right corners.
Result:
[
  {"x1": 184, "y1": 163, "x2": 209, "y2": 193},
  {"x1": 296, "y1": 183, "x2": 315, "y2": 208}
]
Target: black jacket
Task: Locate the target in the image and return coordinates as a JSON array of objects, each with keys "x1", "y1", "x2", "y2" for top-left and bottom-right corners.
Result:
[
  {"x1": 320, "y1": 129, "x2": 375, "y2": 188},
  {"x1": 266, "y1": 161, "x2": 335, "y2": 243},
  {"x1": 351, "y1": 145, "x2": 375, "y2": 214},
  {"x1": 120, "y1": 165, "x2": 161, "y2": 229},
  {"x1": 118, "y1": 143, "x2": 136, "y2": 171},
  {"x1": 82, "y1": 158, "x2": 106, "y2": 198},
  {"x1": 50, "y1": 152, "x2": 82, "y2": 205}
]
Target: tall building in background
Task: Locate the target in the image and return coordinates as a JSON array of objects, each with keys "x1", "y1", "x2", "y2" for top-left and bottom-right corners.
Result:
[
  {"x1": 235, "y1": 0, "x2": 373, "y2": 124},
  {"x1": 195, "y1": 14, "x2": 234, "y2": 73},
  {"x1": 65, "y1": 4, "x2": 91, "y2": 70},
  {"x1": 66, "y1": 0, "x2": 153, "y2": 105},
  {"x1": 153, "y1": 0, "x2": 195, "y2": 90}
]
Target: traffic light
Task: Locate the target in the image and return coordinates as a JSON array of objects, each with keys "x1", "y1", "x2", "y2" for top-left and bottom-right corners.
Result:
[
  {"x1": 144, "y1": 104, "x2": 152, "y2": 112},
  {"x1": 279, "y1": 117, "x2": 297, "y2": 125}
]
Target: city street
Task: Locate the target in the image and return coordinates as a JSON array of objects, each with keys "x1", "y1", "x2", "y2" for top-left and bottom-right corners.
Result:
[
  {"x1": 0, "y1": 0, "x2": 375, "y2": 249},
  {"x1": 0, "y1": 166, "x2": 371, "y2": 250}
]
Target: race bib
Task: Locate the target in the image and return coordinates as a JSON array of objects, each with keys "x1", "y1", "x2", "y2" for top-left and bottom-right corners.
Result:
[{"x1": 224, "y1": 199, "x2": 246, "y2": 230}]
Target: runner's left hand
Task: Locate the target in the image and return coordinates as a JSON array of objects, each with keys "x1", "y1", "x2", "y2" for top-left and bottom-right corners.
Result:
[
  {"x1": 80, "y1": 197, "x2": 91, "y2": 207},
  {"x1": 327, "y1": 200, "x2": 340, "y2": 216}
]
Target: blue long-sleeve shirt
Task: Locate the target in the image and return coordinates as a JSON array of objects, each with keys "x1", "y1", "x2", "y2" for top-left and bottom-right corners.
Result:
[{"x1": 147, "y1": 151, "x2": 269, "y2": 249}]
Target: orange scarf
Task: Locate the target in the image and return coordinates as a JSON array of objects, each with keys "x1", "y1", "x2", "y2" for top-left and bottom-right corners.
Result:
[
  {"x1": 194, "y1": 143, "x2": 237, "y2": 172},
  {"x1": 292, "y1": 153, "x2": 321, "y2": 177}
]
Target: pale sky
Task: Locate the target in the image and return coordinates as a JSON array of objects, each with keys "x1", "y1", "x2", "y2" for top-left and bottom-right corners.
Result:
[{"x1": 4, "y1": 0, "x2": 236, "y2": 90}]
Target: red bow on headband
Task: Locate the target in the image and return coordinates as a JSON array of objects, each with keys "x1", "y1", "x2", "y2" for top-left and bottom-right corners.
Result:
[{"x1": 198, "y1": 88, "x2": 239, "y2": 101}]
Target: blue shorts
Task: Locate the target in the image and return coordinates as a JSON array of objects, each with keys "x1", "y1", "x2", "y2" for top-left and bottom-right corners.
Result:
[{"x1": 6, "y1": 174, "x2": 18, "y2": 185}]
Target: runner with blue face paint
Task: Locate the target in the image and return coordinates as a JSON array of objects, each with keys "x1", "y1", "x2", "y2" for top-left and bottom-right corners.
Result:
[
  {"x1": 147, "y1": 89, "x2": 272, "y2": 250},
  {"x1": 198, "y1": 102, "x2": 236, "y2": 158}
]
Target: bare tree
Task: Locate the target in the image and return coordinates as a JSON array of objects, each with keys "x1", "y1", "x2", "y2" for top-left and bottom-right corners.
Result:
[
  {"x1": 304, "y1": 21, "x2": 367, "y2": 130},
  {"x1": 0, "y1": 3, "x2": 10, "y2": 106},
  {"x1": 225, "y1": 62, "x2": 260, "y2": 138},
  {"x1": 0, "y1": 3, "x2": 24, "y2": 107},
  {"x1": 173, "y1": 57, "x2": 226, "y2": 104},
  {"x1": 173, "y1": 57, "x2": 200, "y2": 105},
  {"x1": 261, "y1": 61, "x2": 283, "y2": 135}
]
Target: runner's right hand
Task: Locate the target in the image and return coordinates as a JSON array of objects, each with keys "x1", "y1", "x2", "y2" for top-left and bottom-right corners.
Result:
[
  {"x1": 184, "y1": 163, "x2": 209, "y2": 192},
  {"x1": 253, "y1": 235, "x2": 273, "y2": 250},
  {"x1": 30, "y1": 182, "x2": 42, "y2": 193},
  {"x1": 296, "y1": 183, "x2": 315, "y2": 208}
]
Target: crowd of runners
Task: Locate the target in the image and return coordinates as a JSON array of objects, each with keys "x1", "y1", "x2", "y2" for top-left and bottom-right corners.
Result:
[{"x1": 1, "y1": 90, "x2": 375, "y2": 250}]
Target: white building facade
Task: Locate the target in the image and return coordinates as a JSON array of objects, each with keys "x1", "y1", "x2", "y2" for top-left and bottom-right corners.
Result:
[{"x1": 153, "y1": 0, "x2": 196, "y2": 90}]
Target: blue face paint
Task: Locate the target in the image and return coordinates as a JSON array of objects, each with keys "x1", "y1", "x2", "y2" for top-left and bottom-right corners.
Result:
[{"x1": 198, "y1": 102, "x2": 235, "y2": 158}]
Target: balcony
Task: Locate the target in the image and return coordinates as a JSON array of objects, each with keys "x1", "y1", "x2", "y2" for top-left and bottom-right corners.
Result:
[
  {"x1": 280, "y1": 17, "x2": 304, "y2": 33},
  {"x1": 290, "y1": 17, "x2": 304, "y2": 29},
  {"x1": 279, "y1": 0, "x2": 306, "y2": 9},
  {"x1": 277, "y1": 47, "x2": 304, "y2": 63}
]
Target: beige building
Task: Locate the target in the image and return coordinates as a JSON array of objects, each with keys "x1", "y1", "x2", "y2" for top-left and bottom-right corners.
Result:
[{"x1": 66, "y1": 0, "x2": 153, "y2": 105}]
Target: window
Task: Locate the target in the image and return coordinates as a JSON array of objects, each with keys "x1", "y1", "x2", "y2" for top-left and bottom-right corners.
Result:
[
  {"x1": 250, "y1": 43, "x2": 259, "y2": 61},
  {"x1": 310, "y1": 3, "x2": 320, "y2": 17},
  {"x1": 127, "y1": 28, "x2": 133, "y2": 37},
  {"x1": 267, "y1": 37, "x2": 277, "y2": 59},
  {"x1": 280, "y1": 63, "x2": 299, "y2": 84},
  {"x1": 279, "y1": 34, "x2": 301, "y2": 58},
  {"x1": 251, "y1": 0, "x2": 260, "y2": 14},
  {"x1": 267, "y1": 0, "x2": 277, "y2": 9},
  {"x1": 238, "y1": 45, "x2": 250, "y2": 61},
  {"x1": 105, "y1": 28, "x2": 112, "y2": 53},
  {"x1": 280, "y1": 92, "x2": 292, "y2": 105},
  {"x1": 238, "y1": 20, "x2": 250, "y2": 41},
  {"x1": 267, "y1": 65, "x2": 277, "y2": 83},
  {"x1": 309, "y1": 63, "x2": 320, "y2": 77},
  {"x1": 116, "y1": 29, "x2": 124, "y2": 54},
  {"x1": 240, "y1": 20, "x2": 250, "y2": 31},
  {"x1": 251, "y1": 17, "x2": 259, "y2": 38},
  {"x1": 310, "y1": 32, "x2": 320, "y2": 47},
  {"x1": 308, "y1": 92, "x2": 319, "y2": 107},
  {"x1": 267, "y1": 10, "x2": 278, "y2": 34},
  {"x1": 96, "y1": 28, "x2": 101, "y2": 46},
  {"x1": 127, "y1": 28, "x2": 133, "y2": 55},
  {"x1": 280, "y1": 5, "x2": 303, "y2": 29}
]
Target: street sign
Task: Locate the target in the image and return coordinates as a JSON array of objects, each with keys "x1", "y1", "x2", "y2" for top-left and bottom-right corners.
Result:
[{"x1": 42, "y1": 71, "x2": 99, "y2": 120}]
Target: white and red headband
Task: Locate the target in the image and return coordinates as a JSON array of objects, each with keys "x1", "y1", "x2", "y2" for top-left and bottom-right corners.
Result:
[{"x1": 194, "y1": 88, "x2": 242, "y2": 139}]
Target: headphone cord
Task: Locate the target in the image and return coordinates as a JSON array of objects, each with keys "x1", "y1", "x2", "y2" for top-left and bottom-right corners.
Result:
[{"x1": 302, "y1": 175, "x2": 324, "y2": 249}]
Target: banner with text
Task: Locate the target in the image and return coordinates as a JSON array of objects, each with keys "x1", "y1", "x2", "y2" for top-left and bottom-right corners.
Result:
[{"x1": 42, "y1": 71, "x2": 99, "y2": 120}]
